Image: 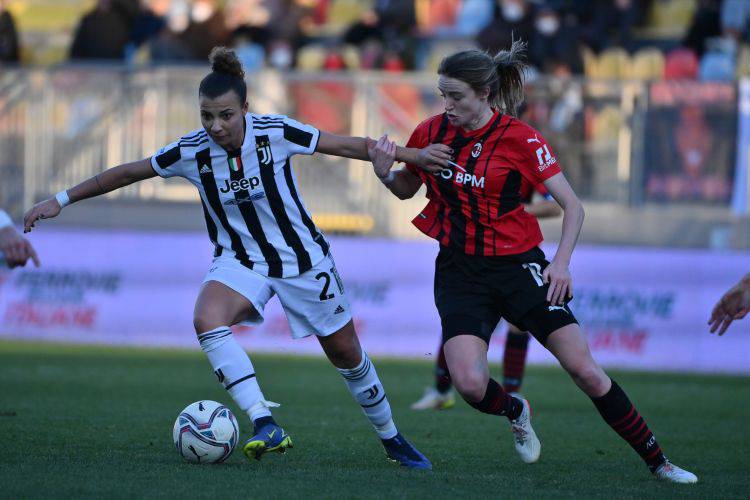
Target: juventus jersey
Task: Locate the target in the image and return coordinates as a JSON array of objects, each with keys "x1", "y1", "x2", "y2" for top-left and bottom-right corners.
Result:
[{"x1": 151, "y1": 113, "x2": 330, "y2": 278}]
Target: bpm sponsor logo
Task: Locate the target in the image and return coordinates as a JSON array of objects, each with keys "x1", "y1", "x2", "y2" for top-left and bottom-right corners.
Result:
[{"x1": 435, "y1": 167, "x2": 485, "y2": 188}]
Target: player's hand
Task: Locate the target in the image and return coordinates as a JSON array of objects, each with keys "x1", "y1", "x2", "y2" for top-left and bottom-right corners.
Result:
[
  {"x1": 23, "y1": 198, "x2": 62, "y2": 233},
  {"x1": 708, "y1": 276, "x2": 750, "y2": 335},
  {"x1": 0, "y1": 225, "x2": 40, "y2": 268},
  {"x1": 543, "y1": 259, "x2": 572, "y2": 306},
  {"x1": 417, "y1": 143, "x2": 452, "y2": 173},
  {"x1": 368, "y1": 134, "x2": 397, "y2": 179}
]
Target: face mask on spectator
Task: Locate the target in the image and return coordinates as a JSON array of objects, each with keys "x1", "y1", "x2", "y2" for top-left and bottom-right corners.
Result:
[
  {"x1": 501, "y1": 1, "x2": 525, "y2": 22},
  {"x1": 192, "y1": 2, "x2": 215, "y2": 23},
  {"x1": 536, "y1": 16, "x2": 559, "y2": 35}
]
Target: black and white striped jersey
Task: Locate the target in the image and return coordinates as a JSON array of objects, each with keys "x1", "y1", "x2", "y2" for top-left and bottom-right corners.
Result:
[{"x1": 150, "y1": 113, "x2": 330, "y2": 278}]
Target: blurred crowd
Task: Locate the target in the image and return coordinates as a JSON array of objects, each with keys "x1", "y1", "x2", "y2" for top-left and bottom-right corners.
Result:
[{"x1": 0, "y1": 0, "x2": 748, "y2": 80}]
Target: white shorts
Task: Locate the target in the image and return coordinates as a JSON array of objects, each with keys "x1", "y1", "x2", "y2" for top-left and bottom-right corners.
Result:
[{"x1": 203, "y1": 253, "x2": 353, "y2": 339}]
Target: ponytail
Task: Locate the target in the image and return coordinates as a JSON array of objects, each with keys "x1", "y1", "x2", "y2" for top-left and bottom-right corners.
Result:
[{"x1": 491, "y1": 39, "x2": 527, "y2": 117}]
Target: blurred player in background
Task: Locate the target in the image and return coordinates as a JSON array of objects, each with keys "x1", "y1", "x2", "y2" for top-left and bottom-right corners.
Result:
[
  {"x1": 368, "y1": 41, "x2": 697, "y2": 483},
  {"x1": 23, "y1": 47, "x2": 450, "y2": 470},
  {"x1": 709, "y1": 273, "x2": 750, "y2": 335},
  {"x1": 0, "y1": 209, "x2": 39, "y2": 268},
  {"x1": 411, "y1": 183, "x2": 560, "y2": 410}
]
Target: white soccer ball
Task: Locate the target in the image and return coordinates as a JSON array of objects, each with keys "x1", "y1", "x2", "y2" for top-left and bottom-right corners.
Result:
[{"x1": 173, "y1": 400, "x2": 239, "y2": 464}]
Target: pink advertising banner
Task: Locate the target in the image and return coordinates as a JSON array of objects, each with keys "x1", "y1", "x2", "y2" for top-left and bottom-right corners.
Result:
[{"x1": 1, "y1": 228, "x2": 748, "y2": 374}]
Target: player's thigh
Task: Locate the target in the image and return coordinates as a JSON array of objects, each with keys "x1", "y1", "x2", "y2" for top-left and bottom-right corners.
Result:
[
  {"x1": 194, "y1": 257, "x2": 273, "y2": 332},
  {"x1": 271, "y1": 253, "x2": 352, "y2": 339}
]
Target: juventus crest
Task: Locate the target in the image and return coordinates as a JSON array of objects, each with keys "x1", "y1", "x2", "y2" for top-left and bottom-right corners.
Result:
[{"x1": 255, "y1": 138, "x2": 273, "y2": 167}]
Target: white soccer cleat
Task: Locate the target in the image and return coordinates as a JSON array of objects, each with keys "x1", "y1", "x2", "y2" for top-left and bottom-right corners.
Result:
[
  {"x1": 410, "y1": 387, "x2": 455, "y2": 410},
  {"x1": 509, "y1": 398, "x2": 541, "y2": 464},
  {"x1": 654, "y1": 461, "x2": 698, "y2": 484}
]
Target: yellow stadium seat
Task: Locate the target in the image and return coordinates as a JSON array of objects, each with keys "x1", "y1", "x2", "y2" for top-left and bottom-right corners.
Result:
[
  {"x1": 646, "y1": 0, "x2": 697, "y2": 37},
  {"x1": 737, "y1": 44, "x2": 750, "y2": 77},
  {"x1": 341, "y1": 44, "x2": 361, "y2": 70},
  {"x1": 597, "y1": 48, "x2": 632, "y2": 80},
  {"x1": 629, "y1": 48, "x2": 665, "y2": 80},
  {"x1": 296, "y1": 45, "x2": 326, "y2": 71}
]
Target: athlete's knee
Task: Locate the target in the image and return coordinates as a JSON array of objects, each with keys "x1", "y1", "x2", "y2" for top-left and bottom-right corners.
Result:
[
  {"x1": 193, "y1": 312, "x2": 228, "y2": 335},
  {"x1": 320, "y1": 321, "x2": 362, "y2": 368},
  {"x1": 451, "y1": 369, "x2": 488, "y2": 402},
  {"x1": 567, "y1": 361, "x2": 608, "y2": 395}
]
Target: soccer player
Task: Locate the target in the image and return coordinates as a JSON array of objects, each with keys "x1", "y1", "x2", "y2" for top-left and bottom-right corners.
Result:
[
  {"x1": 23, "y1": 47, "x2": 449, "y2": 470},
  {"x1": 367, "y1": 42, "x2": 697, "y2": 483},
  {"x1": 709, "y1": 272, "x2": 750, "y2": 335},
  {"x1": 412, "y1": 184, "x2": 560, "y2": 410},
  {"x1": 0, "y1": 209, "x2": 39, "y2": 268}
]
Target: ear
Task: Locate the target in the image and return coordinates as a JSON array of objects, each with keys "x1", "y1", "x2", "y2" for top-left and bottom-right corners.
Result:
[
  {"x1": 478, "y1": 86, "x2": 490, "y2": 102},
  {"x1": 242, "y1": 101, "x2": 249, "y2": 113}
]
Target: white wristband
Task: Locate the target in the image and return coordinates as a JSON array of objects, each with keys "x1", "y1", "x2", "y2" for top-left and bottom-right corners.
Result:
[
  {"x1": 377, "y1": 171, "x2": 395, "y2": 185},
  {"x1": 0, "y1": 209, "x2": 12, "y2": 229},
  {"x1": 55, "y1": 190, "x2": 70, "y2": 208}
]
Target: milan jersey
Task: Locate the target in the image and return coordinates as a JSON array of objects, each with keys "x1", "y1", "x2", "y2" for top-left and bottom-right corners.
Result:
[
  {"x1": 151, "y1": 113, "x2": 329, "y2": 278},
  {"x1": 405, "y1": 112, "x2": 561, "y2": 256}
]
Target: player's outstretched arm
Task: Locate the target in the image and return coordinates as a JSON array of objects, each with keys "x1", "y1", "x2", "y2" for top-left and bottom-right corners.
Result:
[
  {"x1": 541, "y1": 172, "x2": 585, "y2": 306},
  {"x1": 708, "y1": 273, "x2": 750, "y2": 335},
  {"x1": 23, "y1": 158, "x2": 156, "y2": 233},
  {"x1": 315, "y1": 131, "x2": 451, "y2": 172}
]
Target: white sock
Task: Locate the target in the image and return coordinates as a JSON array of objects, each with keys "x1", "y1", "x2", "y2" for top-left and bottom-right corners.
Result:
[
  {"x1": 197, "y1": 326, "x2": 276, "y2": 423},
  {"x1": 337, "y1": 351, "x2": 397, "y2": 440}
]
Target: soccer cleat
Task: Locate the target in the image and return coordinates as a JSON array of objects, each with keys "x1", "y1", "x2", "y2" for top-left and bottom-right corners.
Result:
[
  {"x1": 509, "y1": 398, "x2": 541, "y2": 464},
  {"x1": 242, "y1": 423, "x2": 293, "y2": 461},
  {"x1": 381, "y1": 433, "x2": 432, "y2": 470},
  {"x1": 410, "y1": 387, "x2": 456, "y2": 410},
  {"x1": 654, "y1": 461, "x2": 698, "y2": 484}
]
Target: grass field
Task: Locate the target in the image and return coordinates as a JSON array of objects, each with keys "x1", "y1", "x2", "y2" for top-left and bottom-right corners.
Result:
[{"x1": 1, "y1": 340, "x2": 749, "y2": 499}]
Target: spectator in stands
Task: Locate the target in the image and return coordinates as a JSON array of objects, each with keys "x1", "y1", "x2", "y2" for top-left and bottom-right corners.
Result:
[
  {"x1": 684, "y1": 0, "x2": 722, "y2": 57},
  {"x1": 528, "y1": 5, "x2": 583, "y2": 74},
  {"x1": 0, "y1": 0, "x2": 19, "y2": 64},
  {"x1": 721, "y1": 0, "x2": 750, "y2": 43},
  {"x1": 127, "y1": 0, "x2": 170, "y2": 60},
  {"x1": 149, "y1": 0, "x2": 192, "y2": 62},
  {"x1": 180, "y1": 0, "x2": 230, "y2": 60},
  {"x1": 0, "y1": 209, "x2": 39, "y2": 268},
  {"x1": 345, "y1": 0, "x2": 416, "y2": 69},
  {"x1": 579, "y1": 0, "x2": 647, "y2": 53},
  {"x1": 70, "y1": 0, "x2": 135, "y2": 60},
  {"x1": 477, "y1": 0, "x2": 534, "y2": 55},
  {"x1": 709, "y1": 273, "x2": 750, "y2": 335},
  {"x1": 230, "y1": 26, "x2": 268, "y2": 73}
]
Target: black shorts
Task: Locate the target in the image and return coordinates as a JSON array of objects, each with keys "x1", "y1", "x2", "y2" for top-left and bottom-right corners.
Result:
[{"x1": 434, "y1": 245, "x2": 577, "y2": 345}]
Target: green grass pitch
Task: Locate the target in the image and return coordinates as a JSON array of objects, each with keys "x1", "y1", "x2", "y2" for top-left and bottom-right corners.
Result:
[{"x1": 1, "y1": 340, "x2": 749, "y2": 499}]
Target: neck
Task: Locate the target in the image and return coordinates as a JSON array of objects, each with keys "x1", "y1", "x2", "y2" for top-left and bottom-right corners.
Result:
[
  {"x1": 464, "y1": 106, "x2": 494, "y2": 131},
  {"x1": 227, "y1": 116, "x2": 246, "y2": 150}
]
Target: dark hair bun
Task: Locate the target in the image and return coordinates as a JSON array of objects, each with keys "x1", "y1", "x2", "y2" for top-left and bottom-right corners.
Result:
[{"x1": 209, "y1": 47, "x2": 245, "y2": 79}]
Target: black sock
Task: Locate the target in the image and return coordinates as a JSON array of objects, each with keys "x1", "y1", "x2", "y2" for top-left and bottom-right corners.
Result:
[
  {"x1": 252, "y1": 415, "x2": 278, "y2": 433},
  {"x1": 591, "y1": 380, "x2": 666, "y2": 472},
  {"x1": 467, "y1": 378, "x2": 523, "y2": 420}
]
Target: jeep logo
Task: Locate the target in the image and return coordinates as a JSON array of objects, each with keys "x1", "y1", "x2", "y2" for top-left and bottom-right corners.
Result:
[{"x1": 219, "y1": 177, "x2": 261, "y2": 193}]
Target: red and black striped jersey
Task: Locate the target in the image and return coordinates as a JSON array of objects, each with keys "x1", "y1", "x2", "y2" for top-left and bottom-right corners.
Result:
[{"x1": 405, "y1": 111, "x2": 561, "y2": 256}]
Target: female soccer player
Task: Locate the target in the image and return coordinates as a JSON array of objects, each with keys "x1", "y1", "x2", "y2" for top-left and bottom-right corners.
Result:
[
  {"x1": 368, "y1": 41, "x2": 697, "y2": 483},
  {"x1": 23, "y1": 47, "x2": 448, "y2": 470},
  {"x1": 411, "y1": 184, "x2": 560, "y2": 410}
]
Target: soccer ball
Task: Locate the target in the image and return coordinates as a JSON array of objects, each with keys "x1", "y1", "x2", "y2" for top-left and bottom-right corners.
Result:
[{"x1": 173, "y1": 400, "x2": 239, "y2": 464}]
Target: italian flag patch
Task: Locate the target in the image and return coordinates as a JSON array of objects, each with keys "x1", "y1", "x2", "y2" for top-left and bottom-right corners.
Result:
[{"x1": 229, "y1": 156, "x2": 243, "y2": 172}]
